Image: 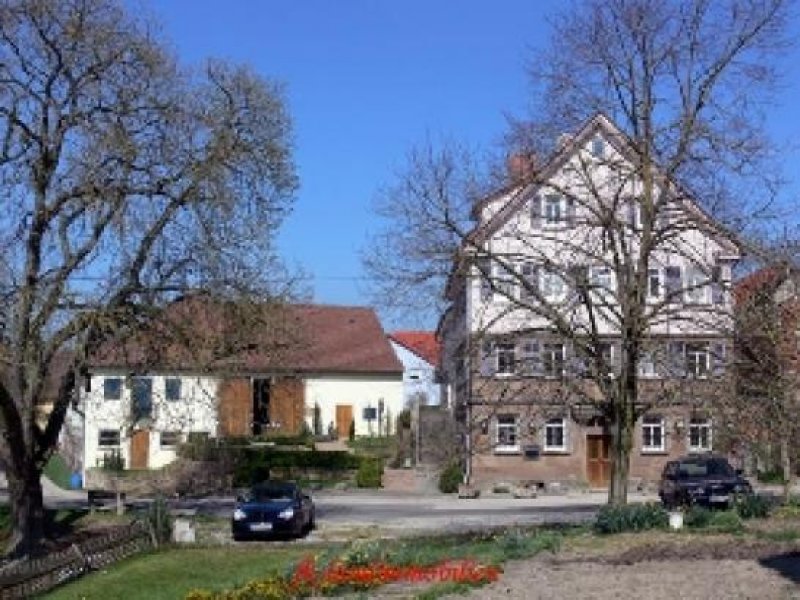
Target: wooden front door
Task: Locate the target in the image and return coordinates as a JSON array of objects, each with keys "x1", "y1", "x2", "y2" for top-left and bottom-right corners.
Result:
[
  {"x1": 130, "y1": 430, "x2": 149, "y2": 470},
  {"x1": 218, "y1": 378, "x2": 253, "y2": 437},
  {"x1": 335, "y1": 404, "x2": 353, "y2": 439},
  {"x1": 586, "y1": 435, "x2": 611, "y2": 487}
]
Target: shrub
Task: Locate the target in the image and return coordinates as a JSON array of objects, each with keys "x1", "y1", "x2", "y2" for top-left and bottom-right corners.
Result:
[
  {"x1": 683, "y1": 505, "x2": 712, "y2": 529},
  {"x1": 101, "y1": 449, "x2": 125, "y2": 472},
  {"x1": 356, "y1": 457, "x2": 383, "y2": 488},
  {"x1": 313, "y1": 403, "x2": 323, "y2": 436},
  {"x1": 233, "y1": 448, "x2": 361, "y2": 486},
  {"x1": 146, "y1": 495, "x2": 173, "y2": 546},
  {"x1": 736, "y1": 494, "x2": 771, "y2": 519},
  {"x1": 498, "y1": 529, "x2": 561, "y2": 560},
  {"x1": 756, "y1": 469, "x2": 787, "y2": 485},
  {"x1": 594, "y1": 502, "x2": 668, "y2": 534},
  {"x1": 348, "y1": 419, "x2": 356, "y2": 441},
  {"x1": 397, "y1": 409, "x2": 412, "y2": 430},
  {"x1": 438, "y1": 462, "x2": 463, "y2": 494},
  {"x1": 706, "y1": 509, "x2": 744, "y2": 533}
]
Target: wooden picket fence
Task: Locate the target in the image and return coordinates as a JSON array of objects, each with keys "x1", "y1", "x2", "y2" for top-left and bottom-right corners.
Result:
[{"x1": 0, "y1": 522, "x2": 152, "y2": 599}]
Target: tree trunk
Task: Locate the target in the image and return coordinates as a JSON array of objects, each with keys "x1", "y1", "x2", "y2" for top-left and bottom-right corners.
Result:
[
  {"x1": 781, "y1": 436, "x2": 792, "y2": 503},
  {"x1": 608, "y1": 416, "x2": 632, "y2": 505},
  {"x1": 6, "y1": 461, "x2": 45, "y2": 558}
]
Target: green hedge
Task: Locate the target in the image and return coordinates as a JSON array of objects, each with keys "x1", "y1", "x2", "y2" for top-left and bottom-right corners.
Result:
[
  {"x1": 594, "y1": 503, "x2": 669, "y2": 534},
  {"x1": 438, "y1": 462, "x2": 463, "y2": 494},
  {"x1": 356, "y1": 458, "x2": 383, "y2": 488},
  {"x1": 234, "y1": 449, "x2": 361, "y2": 486}
]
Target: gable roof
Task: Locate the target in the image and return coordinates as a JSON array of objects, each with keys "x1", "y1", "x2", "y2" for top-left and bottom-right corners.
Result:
[
  {"x1": 90, "y1": 299, "x2": 403, "y2": 376},
  {"x1": 388, "y1": 331, "x2": 440, "y2": 367},
  {"x1": 469, "y1": 112, "x2": 741, "y2": 256}
]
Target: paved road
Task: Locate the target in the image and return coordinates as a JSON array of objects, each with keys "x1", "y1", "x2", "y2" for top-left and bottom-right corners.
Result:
[{"x1": 172, "y1": 490, "x2": 659, "y2": 536}]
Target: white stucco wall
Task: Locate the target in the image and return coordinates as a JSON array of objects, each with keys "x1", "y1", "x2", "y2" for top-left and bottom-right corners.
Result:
[
  {"x1": 389, "y1": 340, "x2": 441, "y2": 406},
  {"x1": 305, "y1": 374, "x2": 403, "y2": 437},
  {"x1": 80, "y1": 371, "x2": 218, "y2": 477}
]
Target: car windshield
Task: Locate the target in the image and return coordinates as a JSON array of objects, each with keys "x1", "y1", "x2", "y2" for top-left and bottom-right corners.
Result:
[
  {"x1": 247, "y1": 486, "x2": 295, "y2": 502},
  {"x1": 677, "y1": 459, "x2": 734, "y2": 478}
]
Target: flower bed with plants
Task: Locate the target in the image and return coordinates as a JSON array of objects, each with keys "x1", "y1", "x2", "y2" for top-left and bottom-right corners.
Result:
[{"x1": 185, "y1": 553, "x2": 501, "y2": 599}]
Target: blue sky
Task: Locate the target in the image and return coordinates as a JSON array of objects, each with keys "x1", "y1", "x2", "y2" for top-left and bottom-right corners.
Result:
[{"x1": 145, "y1": 1, "x2": 800, "y2": 329}]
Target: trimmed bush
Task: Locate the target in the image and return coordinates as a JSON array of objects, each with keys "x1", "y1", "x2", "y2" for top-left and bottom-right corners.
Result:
[
  {"x1": 356, "y1": 457, "x2": 383, "y2": 488},
  {"x1": 707, "y1": 509, "x2": 743, "y2": 533},
  {"x1": 438, "y1": 462, "x2": 463, "y2": 494},
  {"x1": 594, "y1": 502, "x2": 668, "y2": 534},
  {"x1": 683, "y1": 505, "x2": 712, "y2": 529},
  {"x1": 735, "y1": 494, "x2": 771, "y2": 519},
  {"x1": 233, "y1": 448, "x2": 361, "y2": 485}
]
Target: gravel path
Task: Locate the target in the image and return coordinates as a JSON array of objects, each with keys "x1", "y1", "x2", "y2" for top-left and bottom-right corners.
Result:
[{"x1": 446, "y1": 557, "x2": 800, "y2": 600}]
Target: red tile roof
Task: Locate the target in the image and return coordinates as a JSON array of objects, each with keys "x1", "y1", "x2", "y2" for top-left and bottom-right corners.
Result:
[
  {"x1": 90, "y1": 299, "x2": 402, "y2": 376},
  {"x1": 388, "y1": 331, "x2": 440, "y2": 367}
]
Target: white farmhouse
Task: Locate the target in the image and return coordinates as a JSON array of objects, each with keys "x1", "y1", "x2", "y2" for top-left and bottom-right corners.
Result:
[{"x1": 74, "y1": 301, "x2": 403, "y2": 477}]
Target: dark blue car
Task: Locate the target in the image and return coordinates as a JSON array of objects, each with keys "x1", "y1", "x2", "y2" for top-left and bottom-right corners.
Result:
[{"x1": 231, "y1": 482, "x2": 315, "y2": 541}]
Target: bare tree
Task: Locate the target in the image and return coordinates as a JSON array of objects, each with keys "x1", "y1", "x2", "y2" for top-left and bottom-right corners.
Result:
[
  {"x1": 731, "y1": 257, "x2": 800, "y2": 501},
  {"x1": 0, "y1": 0, "x2": 297, "y2": 557},
  {"x1": 365, "y1": 0, "x2": 791, "y2": 504}
]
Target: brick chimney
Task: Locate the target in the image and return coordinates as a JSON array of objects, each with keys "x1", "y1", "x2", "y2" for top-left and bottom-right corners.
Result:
[{"x1": 506, "y1": 152, "x2": 537, "y2": 183}]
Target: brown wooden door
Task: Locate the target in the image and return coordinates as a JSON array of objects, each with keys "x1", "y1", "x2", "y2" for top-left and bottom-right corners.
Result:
[
  {"x1": 586, "y1": 435, "x2": 611, "y2": 487},
  {"x1": 270, "y1": 377, "x2": 305, "y2": 434},
  {"x1": 335, "y1": 404, "x2": 353, "y2": 439},
  {"x1": 218, "y1": 378, "x2": 252, "y2": 437},
  {"x1": 130, "y1": 430, "x2": 149, "y2": 470}
]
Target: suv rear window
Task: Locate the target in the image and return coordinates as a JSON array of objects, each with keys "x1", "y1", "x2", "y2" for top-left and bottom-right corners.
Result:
[{"x1": 677, "y1": 458, "x2": 733, "y2": 478}]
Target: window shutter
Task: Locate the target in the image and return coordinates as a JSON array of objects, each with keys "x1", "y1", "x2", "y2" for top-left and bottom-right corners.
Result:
[
  {"x1": 668, "y1": 341, "x2": 686, "y2": 377},
  {"x1": 477, "y1": 258, "x2": 492, "y2": 302},
  {"x1": 664, "y1": 266, "x2": 682, "y2": 301},
  {"x1": 627, "y1": 199, "x2": 637, "y2": 228},
  {"x1": 712, "y1": 342, "x2": 726, "y2": 376},
  {"x1": 521, "y1": 262, "x2": 539, "y2": 300},
  {"x1": 711, "y1": 266, "x2": 724, "y2": 305},
  {"x1": 564, "y1": 418, "x2": 573, "y2": 454},
  {"x1": 480, "y1": 341, "x2": 495, "y2": 377},
  {"x1": 566, "y1": 197, "x2": 576, "y2": 225},
  {"x1": 531, "y1": 195, "x2": 542, "y2": 228},
  {"x1": 664, "y1": 417, "x2": 671, "y2": 453}
]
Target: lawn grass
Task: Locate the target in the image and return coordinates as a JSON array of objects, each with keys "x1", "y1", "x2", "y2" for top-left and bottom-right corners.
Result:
[{"x1": 43, "y1": 545, "x2": 309, "y2": 600}]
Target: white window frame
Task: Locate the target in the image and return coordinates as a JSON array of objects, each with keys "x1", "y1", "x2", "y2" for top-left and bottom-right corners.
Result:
[
  {"x1": 495, "y1": 343, "x2": 516, "y2": 376},
  {"x1": 641, "y1": 416, "x2": 665, "y2": 453},
  {"x1": 542, "y1": 342, "x2": 565, "y2": 378},
  {"x1": 685, "y1": 343, "x2": 710, "y2": 378},
  {"x1": 543, "y1": 194, "x2": 564, "y2": 225},
  {"x1": 688, "y1": 419, "x2": 713, "y2": 453},
  {"x1": 541, "y1": 270, "x2": 565, "y2": 300},
  {"x1": 544, "y1": 417, "x2": 567, "y2": 452},
  {"x1": 590, "y1": 266, "x2": 614, "y2": 293},
  {"x1": 638, "y1": 351, "x2": 658, "y2": 378},
  {"x1": 684, "y1": 266, "x2": 709, "y2": 304},
  {"x1": 495, "y1": 414, "x2": 520, "y2": 453},
  {"x1": 98, "y1": 429, "x2": 121, "y2": 448},
  {"x1": 160, "y1": 431, "x2": 182, "y2": 449}
]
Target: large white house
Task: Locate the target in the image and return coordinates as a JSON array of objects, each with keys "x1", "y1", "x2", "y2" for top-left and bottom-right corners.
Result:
[
  {"x1": 72, "y1": 302, "x2": 403, "y2": 477},
  {"x1": 439, "y1": 113, "x2": 739, "y2": 489}
]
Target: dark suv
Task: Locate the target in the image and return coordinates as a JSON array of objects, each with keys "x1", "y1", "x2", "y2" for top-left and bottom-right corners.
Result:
[{"x1": 659, "y1": 455, "x2": 753, "y2": 509}]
